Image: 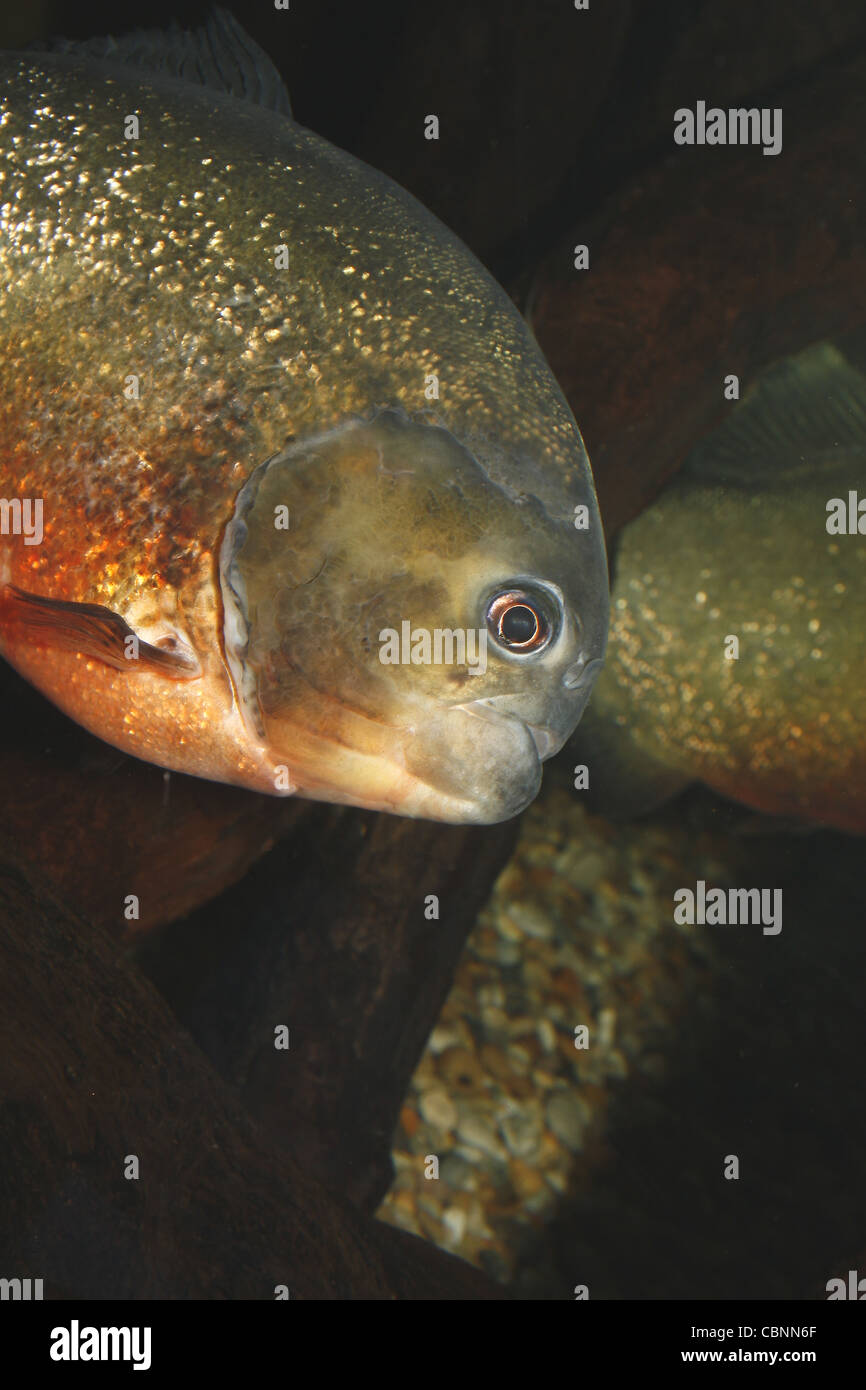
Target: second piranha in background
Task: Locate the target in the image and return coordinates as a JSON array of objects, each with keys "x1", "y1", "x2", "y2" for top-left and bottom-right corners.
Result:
[{"x1": 576, "y1": 341, "x2": 866, "y2": 834}]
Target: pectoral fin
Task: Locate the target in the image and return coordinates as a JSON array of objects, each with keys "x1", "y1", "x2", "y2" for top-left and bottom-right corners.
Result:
[{"x1": 0, "y1": 584, "x2": 200, "y2": 678}]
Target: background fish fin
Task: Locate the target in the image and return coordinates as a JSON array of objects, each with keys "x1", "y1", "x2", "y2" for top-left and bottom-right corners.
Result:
[
  {"x1": 28, "y1": 7, "x2": 292, "y2": 118},
  {"x1": 565, "y1": 704, "x2": 692, "y2": 818},
  {"x1": 682, "y1": 341, "x2": 866, "y2": 486},
  {"x1": 0, "y1": 586, "x2": 200, "y2": 680}
]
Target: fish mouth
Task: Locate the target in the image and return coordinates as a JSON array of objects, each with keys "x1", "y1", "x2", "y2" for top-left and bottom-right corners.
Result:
[
  {"x1": 456, "y1": 697, "x2": 576, "y2": 763},
  {"x1": 266, "y1": 697, "x2": 543, "y2": 824}
]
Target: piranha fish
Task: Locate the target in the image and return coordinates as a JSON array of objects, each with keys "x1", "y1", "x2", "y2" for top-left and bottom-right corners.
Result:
[
  {"x1": 574, "y1": 340, "x2": 866, "y2": 834},
  {"x1": 0, "y1": 11, "x2": 607, "y2": 823}
]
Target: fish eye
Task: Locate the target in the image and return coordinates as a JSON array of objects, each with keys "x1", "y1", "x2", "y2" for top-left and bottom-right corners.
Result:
[{"x1": 485, "y1": 585, "x2": 559, "y2": 656}]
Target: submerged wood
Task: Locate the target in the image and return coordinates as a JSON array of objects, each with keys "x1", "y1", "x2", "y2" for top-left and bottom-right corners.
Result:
[
  {"x1": 137, "y1": 806, "x2": 518, "y2": 1211},
  {"x1": 0, "y1": 659, "x2": 304, "y2": 933},
  {"x1": 531, "y1": 54, "x2": 866, "y2": 540},
  {"x1": 0, "y1": 847, "x2": 504, "y2": 1299}
]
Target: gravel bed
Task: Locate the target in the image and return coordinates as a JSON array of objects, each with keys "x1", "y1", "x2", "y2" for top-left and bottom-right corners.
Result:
[{"x1": 377, "y1": 781, "x2": 754, "y2": 1283}]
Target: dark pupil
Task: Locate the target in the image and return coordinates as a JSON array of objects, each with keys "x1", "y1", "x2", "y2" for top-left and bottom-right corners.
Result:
[{"x1": 501, "y1": 605, "x2": 538, "y2": 644}]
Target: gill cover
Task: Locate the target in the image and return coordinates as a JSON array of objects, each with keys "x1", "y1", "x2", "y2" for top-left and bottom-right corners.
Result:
[{"x1": 219, "y1": 411, "x2": 607, "y2": 821}]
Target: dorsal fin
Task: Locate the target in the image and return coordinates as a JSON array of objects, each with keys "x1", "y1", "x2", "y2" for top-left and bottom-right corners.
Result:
[
  {"x1": 28, "y1": 7, "x2": 292, "y2": 117},
  {"x1": 683, "y1": 341, "x2": 866, "y2": 486}
]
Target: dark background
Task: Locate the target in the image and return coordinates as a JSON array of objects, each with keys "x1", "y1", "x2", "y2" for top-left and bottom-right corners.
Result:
[
  {"x1": 2, "y1": 0, "x2": 866, "y2": 1302},
  {"x1": 4, "y1": 0, "x2": 865, "y2": 284}
]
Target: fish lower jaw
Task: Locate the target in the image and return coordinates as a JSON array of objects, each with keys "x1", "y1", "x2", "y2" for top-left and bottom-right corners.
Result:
[
  {"x1": 269, "y1": 758, "x2": 503, "y2": 823},
  {"x1": 455, "y1": 697, "x2": 566, "y2": 762},
  {"x1": 255, "y1": 719, "x2": 541, "y2": 824}
]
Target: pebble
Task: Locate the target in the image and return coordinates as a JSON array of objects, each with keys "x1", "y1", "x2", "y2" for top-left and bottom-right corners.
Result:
[
  {"x1": 456, "y1": 1113, "x2": 507, "y2": 1159},
  {"x1": 439, "y1": 1047, "x2": 486, "y2": 1094},
  {"x1": 506, "y1": 1043, "x2": 533, "y2": 1072},
  {"x1": 506, "y1": 1016, "x2": 537, "y2": 1040},
  {"x1": 509, "y1": 1157, "x2": 545, "y2": 1199},
  {"x1": 523, "y1": 959, "x2": 553, "y2": 990},
  {"x1": 386, "y1": 1203, "x2": 419, "y2": 1234},
  {"x1": 419, "y1": 1088, "x2": 458, "y2": 1131},
  {"x1": 556, "y1": 845, "x2": 614, "y2": 891},
  {"x1": 428, "y1": 1022, "x2": 465, "y2": 1054},
  {"x1": 480, "y1": 1042, "x2": 518, "y2": 1084},
  {"x1": 494, "y1": 940, "x2": 522, "y2": 966},
  {"x1": 503, "y1": 901, "x2": 555, "y2": 941},
  {"x1": 498, "y1": 1100, "x2": 543, "y2": 1162},
  {"x1": 597, "y1": 1007, "x2": 617, "y2": 1049},
  {"x1": 507, "y1": 1074, "x2": 537, "y2": 1101},
  {"x1": 465, "y1": 1199, "x2": 496, "y2": 1242},
  {"x1": 455, "y1": 1142, "x2": 486, "y2": 1165},
  {"x1": 524, "y1": 1186, "x2": 555, "y2": 1216},
  {"x1": 399, "y1": 1104, "x2": 420, "y2": 1138},
  {"x1": 480, "y1": 1005, "x2": 510, "y2": 1033},
  {"x1": 442, "y1": 1206, "x2": 468, "y2": 1245},
  {"x1": 545, "y1": 1091, "x2": 588, "y2": 1152},
  {"x1": 494, "y1": 911, "x2": 524, "y2": 943},
  {"x1": 440, "y1": 1154, "x2": 477, "y2": 1190},
  {"x1": 473, "y1": 928, "x2": 506, "y2": 963},
  {"x1": 477, "y1": 982, "x2": 506, "y2": 1009},
  {"x1": 532, "y1": 1068, "x2": 558, "y2": 1089},
  {"x1": 536, "y1": 1017, "x2": 557, "y2": 1053}
]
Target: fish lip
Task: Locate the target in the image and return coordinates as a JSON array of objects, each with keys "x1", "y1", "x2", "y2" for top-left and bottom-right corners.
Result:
[{"x1": 457, "y1": 697, "x2": 557, "y2": 762}]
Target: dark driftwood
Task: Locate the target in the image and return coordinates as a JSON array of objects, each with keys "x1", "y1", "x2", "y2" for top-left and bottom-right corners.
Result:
[
  {"x1": 344, "y1": 0, "x2": 630, "y2": 277},
  {"x1": 0, "y1": 657, "x2": 519, "y2": 1215},
  {"x1": 0, "y1": 848, "x2": 504, "y2": 1299},
  {"x1": 0, "y1": 658, "x2": 305, "y2": 933},
  {"x1": 532, "y1": 54, "x2": 866, "y2": 541},
  {"x1": 137, "y1": 806, "x2": 518, "y2": 1211}
]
